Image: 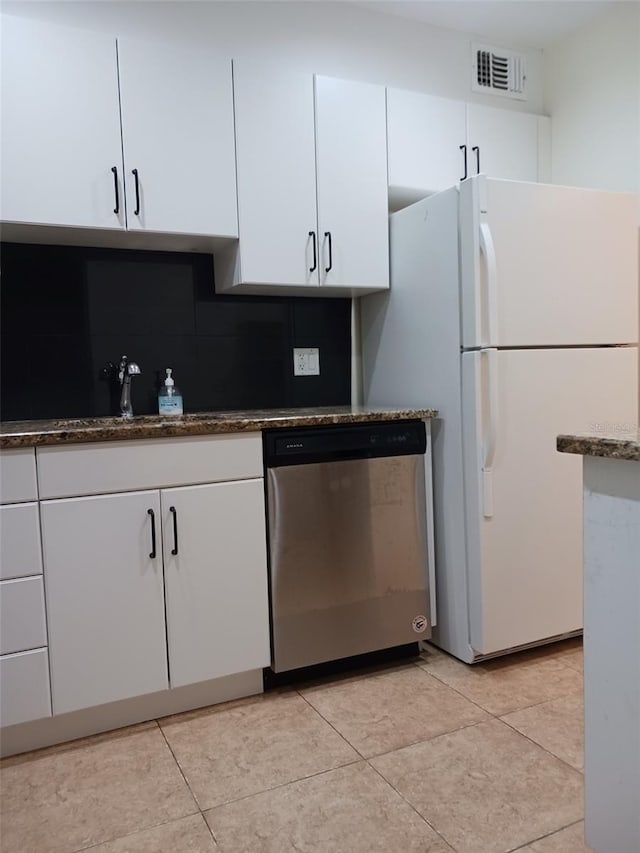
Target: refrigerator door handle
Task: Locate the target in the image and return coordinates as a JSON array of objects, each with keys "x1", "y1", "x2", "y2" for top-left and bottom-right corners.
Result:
[
  {"x1": 481, "y1": 347, "x2": 499, "y2": 518},
  {"x1": 479, "y1": 222, "x2": 498, "y2": 348}
]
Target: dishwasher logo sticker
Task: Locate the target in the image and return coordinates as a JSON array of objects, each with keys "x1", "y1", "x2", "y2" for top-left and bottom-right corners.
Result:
[{"x1": 412, "y1": 615, "x2": 428, "y2": 633}]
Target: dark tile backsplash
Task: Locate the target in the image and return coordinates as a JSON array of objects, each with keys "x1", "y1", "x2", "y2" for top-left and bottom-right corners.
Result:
[{"x1": 0, "y1": 243, "x2": 352, "y2": 421}]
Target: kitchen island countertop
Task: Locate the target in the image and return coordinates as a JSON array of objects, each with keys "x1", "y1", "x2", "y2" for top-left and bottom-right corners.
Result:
[
  {"x1": 557, "y1": 431, "x2": 640, "y2": 462},
  {"x1": 0, "y1": 406, "x2": 438, "y2": 449}
]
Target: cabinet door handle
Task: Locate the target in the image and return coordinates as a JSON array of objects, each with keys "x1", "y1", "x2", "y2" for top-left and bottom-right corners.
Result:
[
  {"x1": 111, "y1": 166, "x2": 119, "y2": 214},
  {"x1": 147, "y1": 508, "x2": 156, "y2": 559},
  {"x1": 169, "y1": 506, "x2": 178, "y2": 556},
  {"x1": 472, "y1": 146, "x2": 480, "y2": 174},
  {"x1": 309, "y1": 231, "x2": 317, "y2": 273},
  {"x1": 324, "y1": 231, "x2": 333, "y2": 273},
  {"x1": 459, "y1": 145, "x2": 467, "y2": 181},
  {"x1": 132, "y1": 168, "x2": 141, "y2": 216}
]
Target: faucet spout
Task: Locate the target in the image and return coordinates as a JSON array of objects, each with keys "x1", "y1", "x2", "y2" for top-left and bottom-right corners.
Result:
[{"x1": 118, "y1": 356, "x2": 141, "y2": 418}]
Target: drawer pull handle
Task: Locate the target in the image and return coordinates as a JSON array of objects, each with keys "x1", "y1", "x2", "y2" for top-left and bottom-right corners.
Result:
[
  {"x1": 147, "y1": 508, "x2": 156, "y2": 559},
  {"x1": 169, "y1": 506, "x2": 178, "y2": 556}
]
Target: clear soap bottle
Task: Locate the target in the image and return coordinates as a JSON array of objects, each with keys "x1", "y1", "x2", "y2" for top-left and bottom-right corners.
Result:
[{"x1": 158, "y1": 368, "x2": 184, "y2": 416}]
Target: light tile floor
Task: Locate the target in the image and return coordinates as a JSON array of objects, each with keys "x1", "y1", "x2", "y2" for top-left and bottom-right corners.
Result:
[{"x1": 0, "y1": 638, "x2": 590, "y2": 853}]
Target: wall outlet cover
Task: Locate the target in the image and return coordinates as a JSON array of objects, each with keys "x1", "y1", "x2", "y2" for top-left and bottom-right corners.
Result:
[{"x1": 293, "y1": 347, "x2": 320, "y2": 376}]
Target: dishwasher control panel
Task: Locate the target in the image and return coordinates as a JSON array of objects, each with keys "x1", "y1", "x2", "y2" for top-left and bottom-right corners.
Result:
[{"x1": 264, "y1": 420, "x2": 426, "y2": 467}]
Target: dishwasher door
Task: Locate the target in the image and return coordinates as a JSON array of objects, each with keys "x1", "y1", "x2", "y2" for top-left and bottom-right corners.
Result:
[{"x1": 267, "y1": 453, "x2": 430, "y2": 672}]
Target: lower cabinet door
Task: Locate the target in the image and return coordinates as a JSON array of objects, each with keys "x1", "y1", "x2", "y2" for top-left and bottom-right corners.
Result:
[
  {"x1": 41, "y1": 491, "x2": 168, "y2": 714},
  {"x1": 0, "y1": 648, "x2": 52, "y2": 727},
  {"x1": 161, "y1": 479, "x2": 270, "y2": 688}
]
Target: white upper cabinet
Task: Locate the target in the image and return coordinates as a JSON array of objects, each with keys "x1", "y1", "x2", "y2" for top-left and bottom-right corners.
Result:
[
  {"x1": 386, "y1": 86, "x2": 550, "y2": 206},
  {"x1": 315, "y1": 76, "x2": 389, "y2": 291},
  {"x1": 219, "y1": 65, "x2": 389, "y2": 295},
  {"x1": 0, "y1": 16, "x2": 237, "y2": 241},
  {"x1": 0, "y1": 15, "x2": 124, "y2": 230},
  {"x1": 232, "y1": 63, "x2": 319, "y2": 288},
  {"x1": 117, "y1": 36, "x2": 237, "y2": 238},
  {"x1": 466, "y1": 103, "x2": 539, "y2": 183},
  {"x1": 387, "y1": 88, "x2": 467, "y2": 207}
]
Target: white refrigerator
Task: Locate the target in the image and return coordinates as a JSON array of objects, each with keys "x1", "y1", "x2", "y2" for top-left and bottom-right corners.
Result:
[{"x1": 361, "y1": 175, "x2": 639, "y2": 663}]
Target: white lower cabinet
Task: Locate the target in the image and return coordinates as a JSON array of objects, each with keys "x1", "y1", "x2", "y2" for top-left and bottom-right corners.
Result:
[
  {"x1": 38, "y1": 437, "x2": 271, "y2": 716},
  {"x1": 161, "y1": 480, "x2": 270, "y2": 688},
  {"x1": 0, "y1": 576, "x2": 47, "y2": 656},
  {"x1": 41, "y1": 490, "x2": 169, "y2": 714},
  {"x1": 0, "y1": 649, "x2": 51, "y2": 727}
]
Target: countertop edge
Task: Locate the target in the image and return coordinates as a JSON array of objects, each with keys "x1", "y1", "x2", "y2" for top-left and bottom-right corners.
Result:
[
  {"x1": 557, "y1": 434, "x2": 640, "y2": 462},
  {"x1": 1, "y1": 408, "x2": 439, "y2": 449}
]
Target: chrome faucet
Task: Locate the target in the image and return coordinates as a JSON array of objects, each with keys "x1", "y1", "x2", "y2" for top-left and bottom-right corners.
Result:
[{"x1": 118, "y1": 355, "x2": 141, "y2": 419}]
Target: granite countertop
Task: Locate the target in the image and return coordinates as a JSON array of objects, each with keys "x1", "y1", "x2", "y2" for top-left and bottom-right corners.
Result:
[
  {"x1": 0, "y1": 406, "x2": 438, "y2": 449},
  {"x1": 557, "y1": 431, "x2": 640, "y2": 462}
]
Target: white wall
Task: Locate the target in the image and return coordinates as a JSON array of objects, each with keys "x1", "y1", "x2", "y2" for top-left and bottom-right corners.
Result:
[
  {"x1": 544, "y1": 2, "x2": 640, "y2": 200},
  {"x1": 1, "y1": 0, "x2": 545, "y2": 113}
]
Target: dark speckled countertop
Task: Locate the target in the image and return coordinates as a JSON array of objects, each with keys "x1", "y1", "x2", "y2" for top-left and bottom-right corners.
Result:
[
  {"x1": 0, "y1": 406, "x2": 438, "y2": 449},
  {"x1": 557, "y1": 431, "x2": 640, "y2": 462}
]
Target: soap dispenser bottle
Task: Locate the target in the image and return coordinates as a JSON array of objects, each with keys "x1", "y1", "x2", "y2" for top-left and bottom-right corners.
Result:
[{"x1": 158, "y1": 368, "x2": 184, "y2": 416}]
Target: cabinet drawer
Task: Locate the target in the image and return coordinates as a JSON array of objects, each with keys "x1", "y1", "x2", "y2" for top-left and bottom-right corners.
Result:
[
  {"x1": 0, "y1": 449, "x2": 37, "y2": 504},
  {"x1": 0, "y1": 503, "x2": 43, "y2": 580},
  {"x1": 0, "y1": 648, "x2": 52, "y2": 727},
  {"x1": 37, "y1": 433, "x2": 263, "y2": 499},
  {"x1": 0, "y1": 576, "x2": 47, "y2": 655}
]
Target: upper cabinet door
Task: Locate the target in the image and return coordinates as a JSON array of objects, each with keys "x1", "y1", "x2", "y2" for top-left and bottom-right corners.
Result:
[
  {"x1": 315, "y1": 76, "x2": 389, "y2": 290},
  {"x1": 117, "y1": 37, "x2": 237, "y2": 238},
  {"x1": 0, "y1": 15, "x2": 124, "y2": 230},
  {"x1": 387, "y1": 88, "x2": 467, "y2": 204},
  {"x1": 466, "y1": 104, "x2": 539, "y2": 182},
  {"x1": 233, "y1": 62, "x2": 319, "y2": 287}
]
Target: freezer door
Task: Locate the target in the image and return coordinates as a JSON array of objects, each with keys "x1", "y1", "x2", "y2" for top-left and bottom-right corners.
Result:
[
  {"x1": 462, "y1": 345, "x2": 638, "y2": 656},
  {"x1": 460, "y1": 177, "x2": 639, "y2": 348}
]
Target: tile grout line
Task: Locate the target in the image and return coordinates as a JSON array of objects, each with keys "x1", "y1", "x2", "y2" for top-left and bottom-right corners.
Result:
[
  {"x1": 497, "y1": 713, "x2": 585, "y2": 777},
  {"x1": 155, "y1": 719, "x2": 207, "y2": 818},
  {"x1": 506, "y1": 817, "x2": 586, "y2": 852},
  {"x1": 365, "y1": 759, "x2": 459, "y2": 852},
  {"x1": 364, "y1": 717, "x2": 490, "y2": 762},
  {"x1": 295, "y1": 687, "x2": 367, "y2": 761},
  {"x1": 204, "y1": 756, "x2": 364, "y2": 814},
  {"x1": 72, "y1": 813, "x2": 205, "y2": 853},
  {"x1": 155, "y1": 719, "x2": 220, "y2": 845},
  {"x1": 296, "y1": 659, "x2": 580, "y2": 772},
  {"x1": 296, "y1": 677, "x2": 488, "y2": 762},
  {"x1": 299, "y1": 684, "x2": 463, "y2": 851},
  {"x1": 413, "y1": 657, "x2": 584, "y2": 720}
]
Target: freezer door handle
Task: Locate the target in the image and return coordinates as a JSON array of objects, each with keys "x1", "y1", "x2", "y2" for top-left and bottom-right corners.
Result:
[
  {"x1": 479, "y1": 222, "x2": 498, "y2": 348},
  {"x1": 481, "y1": 347, "x2": 499, "y2": 518}
]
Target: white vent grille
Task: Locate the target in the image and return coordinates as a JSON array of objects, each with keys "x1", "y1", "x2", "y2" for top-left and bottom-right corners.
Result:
[{"x1": 472, "y1": 43, "x2": 527, "y2": 100}]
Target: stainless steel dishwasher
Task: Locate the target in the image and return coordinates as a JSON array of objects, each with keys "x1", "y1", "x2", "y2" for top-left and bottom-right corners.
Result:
[{"x1": 264, "y1": 420, "x2": 431, "y2": 673}]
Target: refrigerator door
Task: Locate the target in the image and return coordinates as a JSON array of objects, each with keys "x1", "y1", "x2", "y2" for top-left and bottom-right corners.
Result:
[
  {"x1": 462, "y1": 345, "x2": 638, "y2": 656},
  {"x1": 460, "y1": 177, "x2": 639, "y2": 349}
]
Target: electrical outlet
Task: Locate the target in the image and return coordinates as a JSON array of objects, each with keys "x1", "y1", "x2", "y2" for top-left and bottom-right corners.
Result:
[{"x1": 293, "y1": 347, "x2": 320, "y2": 376}]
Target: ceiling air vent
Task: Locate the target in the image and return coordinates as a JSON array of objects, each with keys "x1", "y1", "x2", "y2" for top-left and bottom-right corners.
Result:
[{"x1": 472, "y1": 43, "x2": 527, "y2": 101}]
